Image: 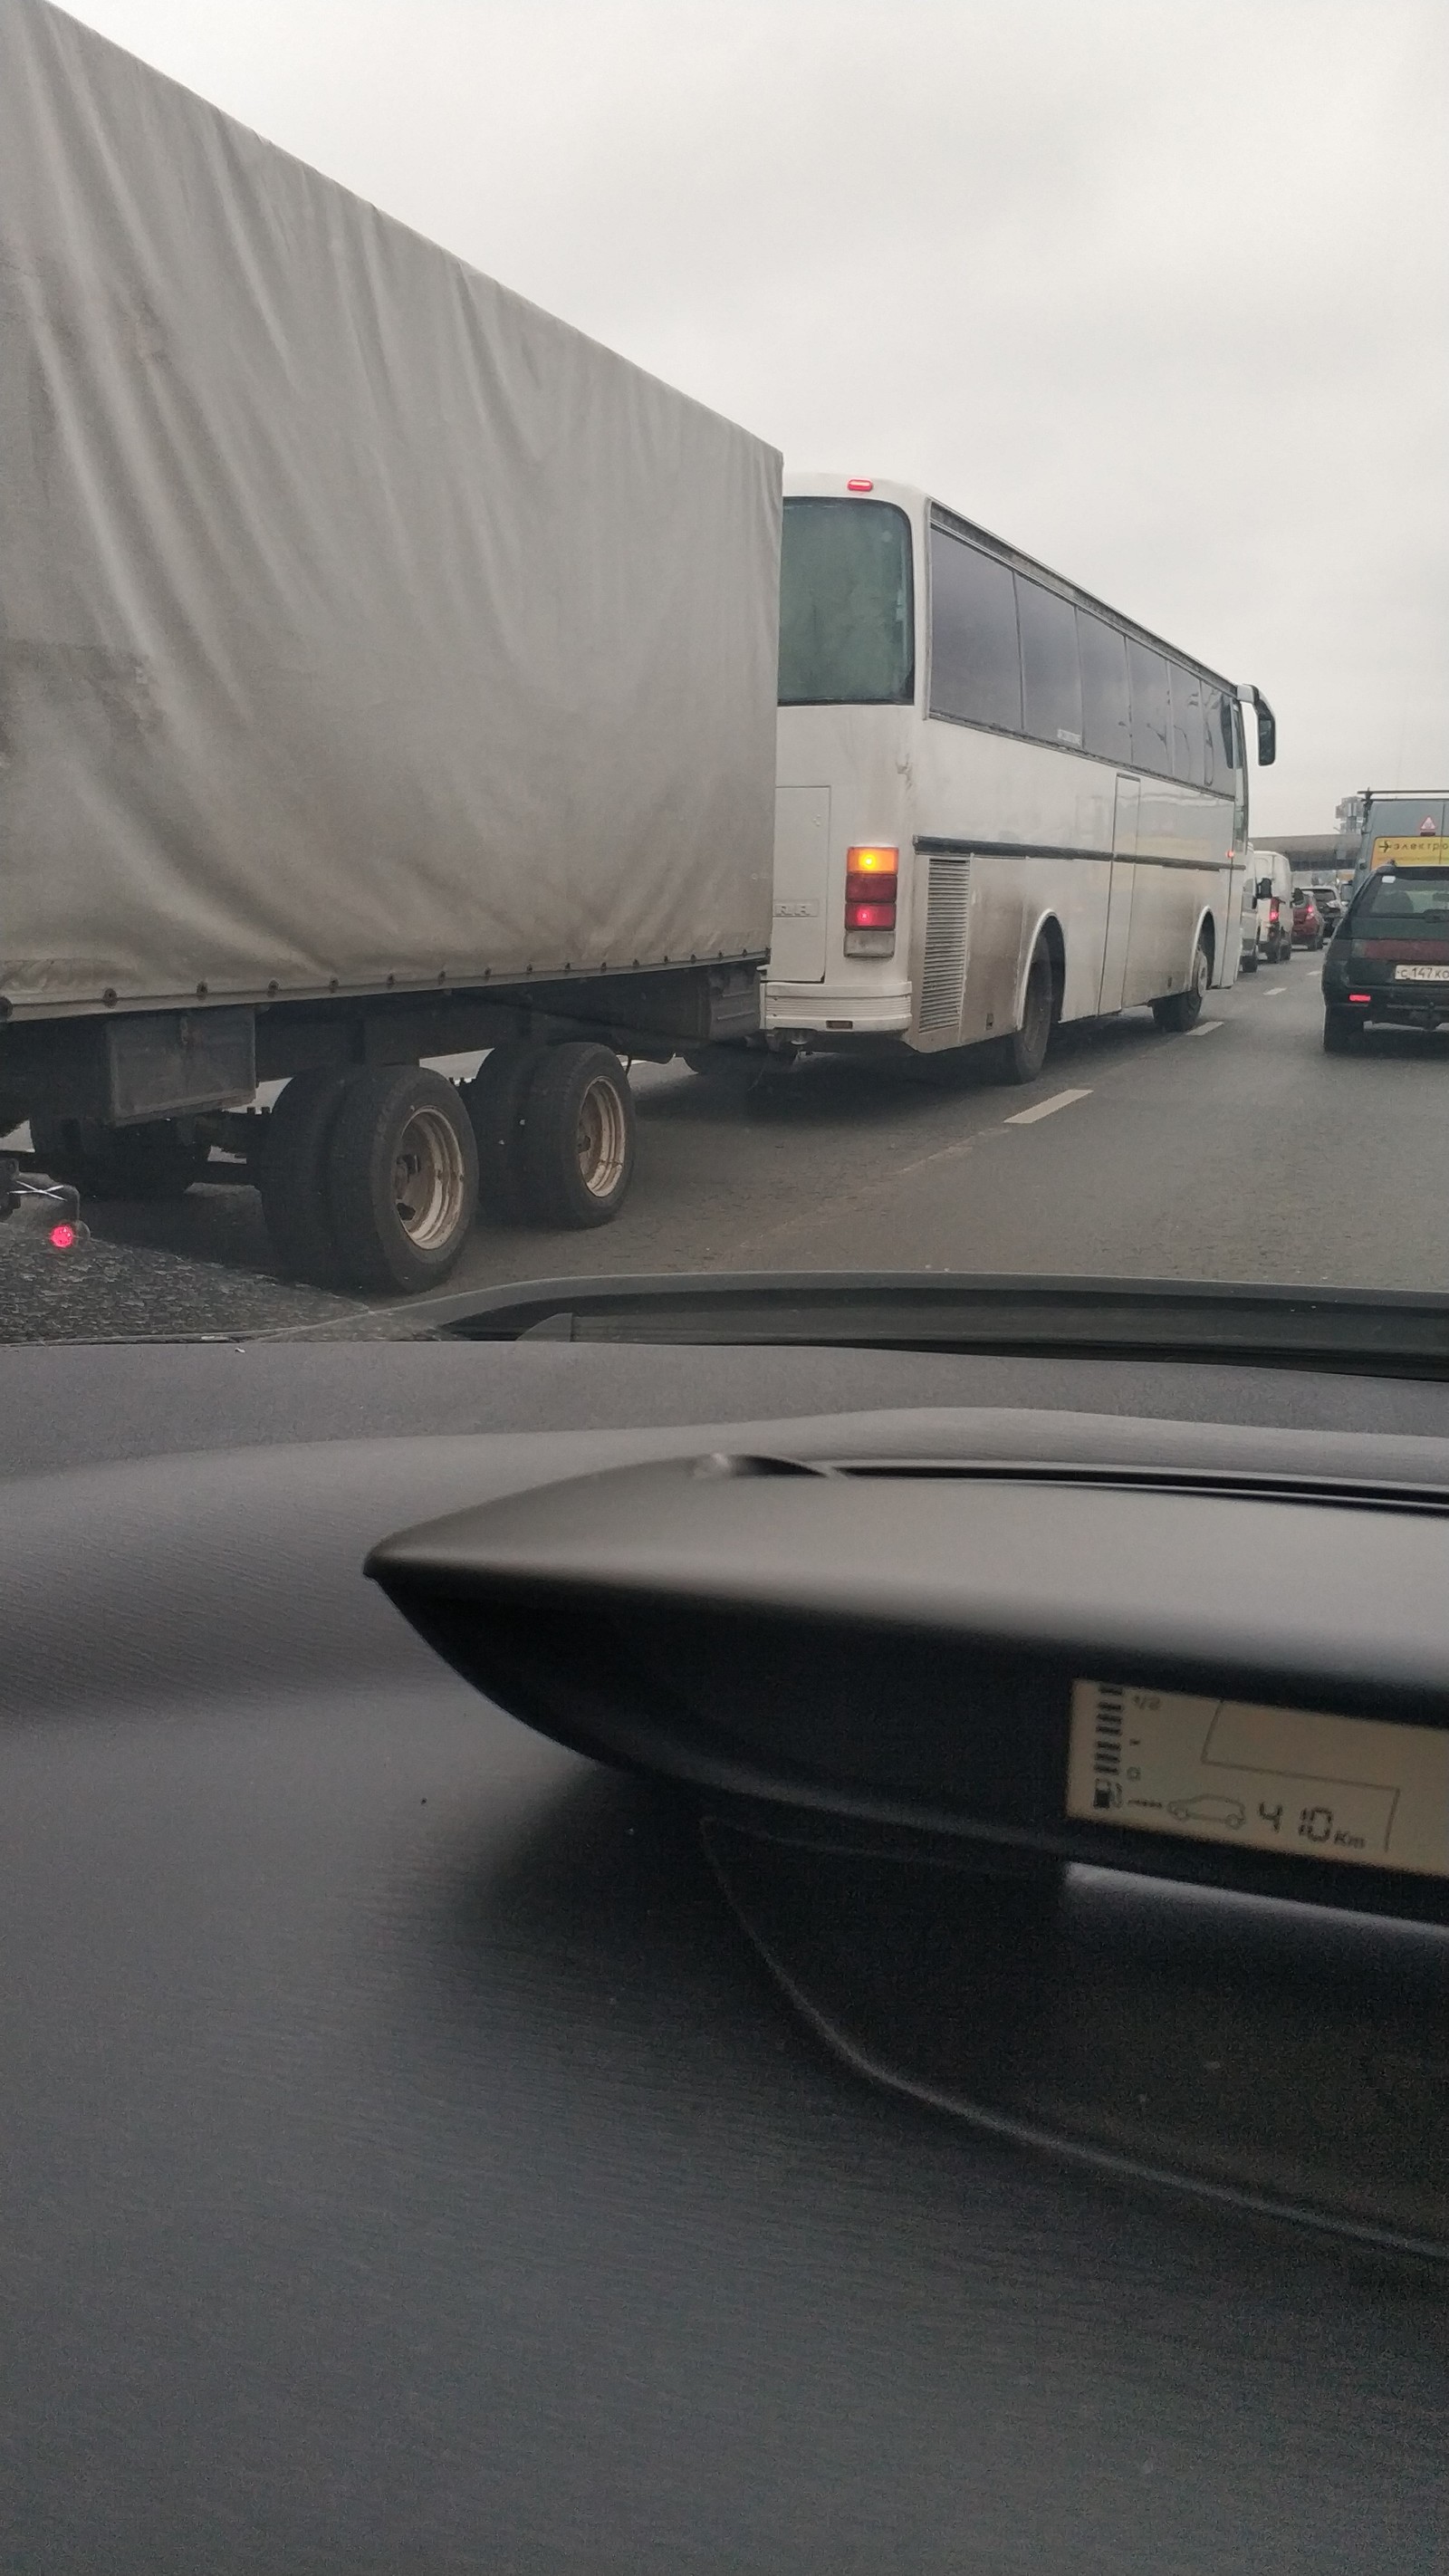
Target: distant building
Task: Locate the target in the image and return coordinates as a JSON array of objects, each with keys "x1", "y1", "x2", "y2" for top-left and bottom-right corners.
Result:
[{"x1": 1276, "y1": 832, "x2": 1348, "y2": 885}]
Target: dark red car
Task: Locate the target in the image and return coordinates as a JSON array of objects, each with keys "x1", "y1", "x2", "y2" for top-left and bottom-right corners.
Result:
[{"x1": 1292, "y1": 889, "x2": 1323, "y2": 948}]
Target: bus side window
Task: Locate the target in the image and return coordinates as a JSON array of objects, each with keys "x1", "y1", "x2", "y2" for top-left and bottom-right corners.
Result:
[
  {"x1": 1127, "y1": 639, "x2": 1171, "y2": 775},
  {"x1": 928, "y1": 532, "x2": 1022, "y2": 734},
  {"x1": 1203, "y1": 685, "x2": 1224, "y2": 789},
  {"x1": 1078, "y1": 611, "x2": 1130, "y2": 763},
  {"x1": 1018, "y1": 577, "x2": 1083, "y2": 748},
  {"x1": 1169, "y1": 665, "x2": 1206, "y2": 787}
]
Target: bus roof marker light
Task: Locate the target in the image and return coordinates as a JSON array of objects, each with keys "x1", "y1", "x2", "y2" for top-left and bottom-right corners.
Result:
[{"x1": 846, "y1": 477, "x2": 874, "y2": 493}]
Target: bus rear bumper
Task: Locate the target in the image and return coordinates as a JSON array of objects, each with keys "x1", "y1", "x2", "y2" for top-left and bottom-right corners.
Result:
[{"x1": 763, "y1": 982, "x2": 913, "y2": 1038}]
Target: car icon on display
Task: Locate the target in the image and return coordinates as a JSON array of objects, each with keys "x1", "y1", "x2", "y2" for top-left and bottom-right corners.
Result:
[{"x1": 1166, "y1": 1794, "x2": 1247, "y2": 1828}]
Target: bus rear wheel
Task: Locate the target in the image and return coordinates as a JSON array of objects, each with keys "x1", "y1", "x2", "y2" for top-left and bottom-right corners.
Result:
[
  {"x1": 1152, "y1": 932, "x2": 1210, "y2": 1033},
  {"x1": 995, "y1": 946, "x2": 1054, "y2": 1085}
]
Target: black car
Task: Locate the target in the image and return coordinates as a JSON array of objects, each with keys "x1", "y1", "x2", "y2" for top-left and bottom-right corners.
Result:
[{"x1": 1322, "y1": 865, "x2": 1449, "y2": 1048}]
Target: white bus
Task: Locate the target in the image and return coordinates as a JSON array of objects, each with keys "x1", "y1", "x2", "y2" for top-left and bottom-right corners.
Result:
[{"x1": 768, "y1": 475, "x2": 1275, "y2": 1081}]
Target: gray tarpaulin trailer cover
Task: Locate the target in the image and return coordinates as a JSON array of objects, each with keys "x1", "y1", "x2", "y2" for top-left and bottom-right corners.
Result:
[{"x1": 0, "y1": 0, "x2": 781, "y2": 1020}]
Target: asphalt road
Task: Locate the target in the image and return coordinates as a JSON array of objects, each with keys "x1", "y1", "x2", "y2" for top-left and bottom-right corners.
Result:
[{"x1": 8, "y1": 947, "x2": 1448, "y2": 1339}]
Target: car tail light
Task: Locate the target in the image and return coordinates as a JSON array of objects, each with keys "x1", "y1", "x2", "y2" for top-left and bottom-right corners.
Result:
[
  {"x1": 844, "y1": 846, "x2": 897, "y2": 956},
  {"x1": 1348, "y1": 993, "x2": 1371, "y2": 1004},
  {"x1": 1269, "y1": 900, "x2": 1280, "y2": 920}
]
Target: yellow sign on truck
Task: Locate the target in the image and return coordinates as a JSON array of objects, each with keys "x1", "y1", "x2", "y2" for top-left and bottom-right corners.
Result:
[{"x1": 1372, "y1": 837, "x2": 1449, "y2": 868}]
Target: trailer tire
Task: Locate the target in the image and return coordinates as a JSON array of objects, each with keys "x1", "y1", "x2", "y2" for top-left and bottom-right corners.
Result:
[
  {"x1": 461, "y1": 1043, "x2": 549, "y2": 1225},
  {"x1": 258, "y1": 1068, "x2": 360, "y2": 1284},
  {"x1": 519, "y1": 1043, "x2": 636, "y2": 1228},
  {"x1": 324, "y1": 1065, "x2": 479, "y2": 1293},
  {"x1": 30, "y1": 1115, "x2": 207, "y2": 1200}
]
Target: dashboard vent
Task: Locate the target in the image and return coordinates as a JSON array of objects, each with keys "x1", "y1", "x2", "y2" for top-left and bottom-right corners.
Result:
[{"x1": 813, "y1": 1457, "x2": 1449, "y2": 1518}]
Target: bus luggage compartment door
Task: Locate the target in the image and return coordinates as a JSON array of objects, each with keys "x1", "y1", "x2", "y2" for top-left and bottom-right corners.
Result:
[
  {"x1": 1098, "y1": 776, "x2": 1139, "y2": 1014},
  {"x1": 769, "y1": 787, "x2": 831, "y2": 984}
]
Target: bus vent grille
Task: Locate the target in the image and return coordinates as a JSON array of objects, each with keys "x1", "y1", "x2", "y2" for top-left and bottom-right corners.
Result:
[{"x1": 919, "y1": 860, "x2": 972, "y2": 1033}]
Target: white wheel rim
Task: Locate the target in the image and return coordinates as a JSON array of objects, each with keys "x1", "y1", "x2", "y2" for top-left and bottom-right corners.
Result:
[
  {"x1": 391, "y1": 1105, "x2": 468, "y2": 1250},
  {"x1": 576, "y1": 1078, "x2": 628, "y2": 1198}
]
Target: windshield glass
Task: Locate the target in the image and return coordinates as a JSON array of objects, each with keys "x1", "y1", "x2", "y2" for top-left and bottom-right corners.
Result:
[
  {"x1": 777, "y1": 499, "x2": 914, "y2": 706},
  {"x1": 1, "y1": 0, "x2": 1444, "y2": 1347}
]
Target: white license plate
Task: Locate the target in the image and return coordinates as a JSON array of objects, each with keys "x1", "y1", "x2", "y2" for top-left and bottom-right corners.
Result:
[{"x1": 1392, "y1": 964, "x2": 1449, "y2": 982}]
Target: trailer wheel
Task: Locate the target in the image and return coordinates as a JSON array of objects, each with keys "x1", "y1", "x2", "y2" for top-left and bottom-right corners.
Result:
[
  {"x1": 461, "y1": 1043, "x2": 550, "y2": 1225},
  {"x1": 257, "y1": 1068, "x2": 360, "y2": 1284},
  {"x1": 326, "y1": 1064, "x2": 479, "y2": 1292},
  {"x1": 519, "y1": 1043, "x2": 636, "y2": 1228},
  {"x1": 30, "y1": 1114, "x2": 208, "y2": 1200}
]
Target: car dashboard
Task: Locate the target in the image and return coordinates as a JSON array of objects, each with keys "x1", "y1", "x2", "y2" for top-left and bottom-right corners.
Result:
[{"x1": 1, "y1": 1333, "x2": 1446, "y2": 2571}]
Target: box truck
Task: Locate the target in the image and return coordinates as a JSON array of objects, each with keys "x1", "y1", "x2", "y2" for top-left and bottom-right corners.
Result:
[{"x1": 0, "y1": 1, "x2": 779, "y2": 1290}]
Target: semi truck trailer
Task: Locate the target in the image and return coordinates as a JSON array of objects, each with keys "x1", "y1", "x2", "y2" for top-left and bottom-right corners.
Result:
[{"x1": 0, "y1": 0, "x2": 780, "y2": 1291}]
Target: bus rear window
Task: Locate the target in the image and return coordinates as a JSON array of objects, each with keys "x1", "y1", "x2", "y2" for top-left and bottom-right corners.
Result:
[{"x1": 778, "y1": 499, "x2": 914, "y2": 706}]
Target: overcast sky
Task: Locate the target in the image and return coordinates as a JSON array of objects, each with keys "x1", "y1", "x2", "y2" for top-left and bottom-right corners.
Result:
[{"x1": 63, "y1": 0, "x2": 1448, "y2": 831}]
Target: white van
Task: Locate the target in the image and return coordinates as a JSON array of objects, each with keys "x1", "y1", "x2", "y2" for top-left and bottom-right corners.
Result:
[
  {"x1": 1238, "y1": 870, "x2": 1263, "y2": 971},
  {"x1": 1248, "y1": 849, "x2": 1294, "y2": 964}
]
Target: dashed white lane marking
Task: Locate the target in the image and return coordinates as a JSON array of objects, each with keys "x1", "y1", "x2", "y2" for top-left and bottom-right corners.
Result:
[
  {"x1": 1186, "y1": 1019, "x2": 1223, "y2": 1036},
  {"x1": 1004, "y1": 1087, "x2": 1093, "y2": 1125},
  {"x1": 1264, "y1": 985, "x2": 1287, "y2": 995}
]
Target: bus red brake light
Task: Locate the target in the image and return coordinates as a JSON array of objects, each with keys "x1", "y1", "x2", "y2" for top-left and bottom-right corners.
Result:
[
  {"x1": 844, "y1": 846, "x2": 897, "y2": 956},
  {"x1": 48, "y1": 1221, "x2": 77, "y2": 1250},
  {"x1": 846, "y1": 477, "x2": 874, "y2": 493}
]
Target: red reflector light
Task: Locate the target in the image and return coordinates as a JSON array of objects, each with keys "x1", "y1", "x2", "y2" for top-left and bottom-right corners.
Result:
[
  {"x1": 846, "y1": 477, "x2": 874, "y2": 493},
  {"x1": 48, "y1": 1222, "x2": 76, "y2": 1249},
  {"x1": 846, "y1": 900, "x2": 895, "y2": 930},
  {"x1": 1348, "y1": 994, "x2": 1371, "y2": 1004}
]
